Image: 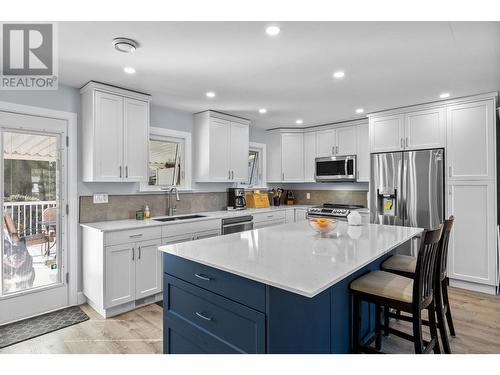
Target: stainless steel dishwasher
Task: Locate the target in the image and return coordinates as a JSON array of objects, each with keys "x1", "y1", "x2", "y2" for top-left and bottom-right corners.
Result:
[{"x1": 221, "y1": 215, "x2": 254, "y2": 235}]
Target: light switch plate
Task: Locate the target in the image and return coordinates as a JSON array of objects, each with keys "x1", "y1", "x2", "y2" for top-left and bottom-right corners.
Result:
[
  {"x1": 306, "y1": 193, "x2": 311, "y2": 200},
  {"x1": 93, "y1": 193, "x2": 108, "y2": 204}
]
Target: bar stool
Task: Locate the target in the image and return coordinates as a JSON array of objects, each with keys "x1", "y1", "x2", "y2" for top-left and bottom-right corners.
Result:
[
  {"x1": 381, "y1": 217, "x2": 455, "y2": 353},
  {"x1": 350, "y1": 226, "x2": 442, "y2": 354}
]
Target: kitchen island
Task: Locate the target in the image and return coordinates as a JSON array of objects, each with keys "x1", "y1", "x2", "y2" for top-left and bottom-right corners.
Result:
[{"x1": 158, "y1": 221, "x2": 422, "y2": 354}]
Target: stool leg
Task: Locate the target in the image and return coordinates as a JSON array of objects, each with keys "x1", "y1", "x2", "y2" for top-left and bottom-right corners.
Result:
[
  {"x1": 435, "y1": 282, "x2": 451, "y2": 353},
  {"x1": 428, "y1": 303, "x2": 441, "y2": 354},
  {"x1": 352, "y1": 294, "x2": 361, "y2": 353},
  {"x1": 412, "y1": 310, "x2": 424, "y2": 354},
  {"x1": 384, "y1": 305, "x2": 390, "y2": 336},
  {"x1": 375, "y1": 303, "x2": 382, "y2": 350},
  {"x1": 442, "y1": 280, "x2": 456, "y2": 337}
]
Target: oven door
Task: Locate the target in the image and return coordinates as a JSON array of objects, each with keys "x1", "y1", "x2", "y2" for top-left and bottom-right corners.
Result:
[{"x1": 315, "y1": 155, "x2": 356, "y2": 181}]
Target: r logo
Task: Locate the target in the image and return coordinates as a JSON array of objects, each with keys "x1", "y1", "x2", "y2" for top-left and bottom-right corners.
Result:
[{"x1": 2, "y1": 23, "x2": 53, "y2": 75}]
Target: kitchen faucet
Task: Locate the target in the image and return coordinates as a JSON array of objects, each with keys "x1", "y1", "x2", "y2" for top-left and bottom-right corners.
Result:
[{"x1": 167, "y1": 187, "x2": 180, "y2": 216}]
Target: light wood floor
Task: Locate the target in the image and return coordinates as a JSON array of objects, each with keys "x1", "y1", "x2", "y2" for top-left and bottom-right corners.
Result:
[{"x1": 1, "y1": 287, "x2": 499, "y2": 354}]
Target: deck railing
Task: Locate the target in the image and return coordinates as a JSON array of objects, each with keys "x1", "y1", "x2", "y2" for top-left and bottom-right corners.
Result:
[{"x1": 3, "y1": 201, "x2": 57, "y2": 235}]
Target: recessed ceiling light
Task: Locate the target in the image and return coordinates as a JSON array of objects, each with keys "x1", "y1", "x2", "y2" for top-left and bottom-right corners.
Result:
[
  {"x1": 112, "y1": 38, "x2": 138, "y2": 53},
  {"x1": 266, "y1": 26, "x2": 280, "y2": 36},
  {"x1": 123, "y1": 66, "x2": 136, "y2": 74},
  {"x1": 355, "y1": 108, "x2": 364, "y2": 114},
  {"x1": 333, "y1": 71, "x2": 345, "y2": 79},
  {"x1": 206, "y1": 91, "x2": 216, "y2": 98},
  {"x1": 440, "y1": 92, "x2": 450, "y2": 99},
  {"x1": 296, "y1": 119, "x2": 303, "y2": 125},
  {"x1": 259, "y1": 108, "x2": 267, "y2": 114}
]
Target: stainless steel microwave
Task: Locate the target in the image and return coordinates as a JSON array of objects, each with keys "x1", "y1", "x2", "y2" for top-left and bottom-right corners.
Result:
[{"x1": 315, "y1": 155, "x2": 357, "y2": 182}]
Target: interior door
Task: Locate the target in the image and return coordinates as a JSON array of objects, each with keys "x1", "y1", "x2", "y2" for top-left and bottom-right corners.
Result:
[
  {"x1": 123, "y1": 98, "x2": 149, "y2": 182},
  {"x1": 229, "y1": 122, "x2": 249, "y2": 182},
  {"x1": 94, "y1": 91, "x2": 123, "y2": 181},
  {"x1": 135, "y1": 239, "x2": 162, "y2": 298},
  {"x1": 0, "y1": 111, "x2": 69, "y2": 325}
]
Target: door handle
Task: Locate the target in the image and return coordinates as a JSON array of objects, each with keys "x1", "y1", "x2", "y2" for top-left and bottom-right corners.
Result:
[
  {"x1": 129, "y1": 234, "x2": 143, "y2": 238},
  {"x1": 405, "y1": 137, "x2": 409, "y2": 148},
  {"x1": 125, "y1": 166, "x2": 128, "y2": 178},
  {"x1": 228, "y1": 170, "x2": 231, "y2": 180},
  {"x1": 231, "y1": 170, "x2": 234, "y2": 179},
  {"x1": 282, "y1": 172, "x2": 285, "y2": 181},
  {"x1": 400, "y1": 138, "x2": 404, "y2": 148},
  {"x1": 332, "y1": 146, "x2": 335, "y2": 155},
  {"x1": 138, "y1": 246, "x2": 141, "y2": 260},
  {"x1": 336, "y1": 146, "x2": 339, "y2": 154},
  {"x1": 132, "y1": 247, "x2": 135, "y2": 261},
  {"x1": 194, "y1": 273, "x2": 212, "y2": 281},
  {"x1": 119, "y1": 166, "x2": 122, "y2": 178},
  {"x1": 195, "y1": 311, "x2": 213, "y2": 321}
]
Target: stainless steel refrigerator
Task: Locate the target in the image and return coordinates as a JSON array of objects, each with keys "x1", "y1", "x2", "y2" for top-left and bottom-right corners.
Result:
[{"x1": 370, "y1": 148, "x2": 444, "y2": 230}]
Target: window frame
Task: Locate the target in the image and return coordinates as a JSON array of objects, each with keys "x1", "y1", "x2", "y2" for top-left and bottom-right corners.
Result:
[
  {"x1": 139, "y1": 127, "x2": 192, "y2": 192},
  {"x1": 239, "y1": 142, "x2": 267, "y2": 189}
]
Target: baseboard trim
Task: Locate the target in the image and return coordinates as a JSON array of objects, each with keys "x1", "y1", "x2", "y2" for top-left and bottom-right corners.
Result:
[
  {"x1": 76, "y1": 292, "x2": 87, "y2": 305},
  {"x1": 449, "y1": 279, "x2": 498, "y2": 295}
]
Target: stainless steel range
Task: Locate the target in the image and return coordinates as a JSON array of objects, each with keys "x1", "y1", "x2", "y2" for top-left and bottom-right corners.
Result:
[{"x1": 307, "y1": 203, "x2": 366, "y2": 221}]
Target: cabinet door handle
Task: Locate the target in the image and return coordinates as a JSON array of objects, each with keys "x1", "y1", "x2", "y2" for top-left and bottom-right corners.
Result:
[
  {"x1": 195, "y1": 311, "x2": 213, "y2": 321},
  {"x1": 336, "y1": 146, "x2": 339, "y2": 154},
  {"x1": 132, "y1": 247, "x2": 135, "y2": 261},
  {"x1": 138, "y1": 246, "x2": 141, "y2": 260},
  {"x1": 400, "y1": 138, "x2": 404, "y2": 148},
  {"x1": 129, "y1": 234, "x2": 143, "y2": 238},
  {"x1": 125, "y1": 166, "x2": 128, "y2": 178},
  {"x1": 282, "y1": 172, "x2": 285, "y2": 181},
  {"x1": 332, "y1": 146, "x2": 335, "y2": 155},
  {"x1": 405, "y1": 137, "x2": 409, "y2": 148},
  {"x1": 228, "y1": 170, "x2": 231, "y2": 180},
  {"x1": 119, "y1": 166, "x2": 122, "y2": 178},
  {"x1": 194, "y1": 273, "x2": 211, "y2": 281},
  {"x1": 231, "y1": 170, "x2": 234, "y2": 179}
]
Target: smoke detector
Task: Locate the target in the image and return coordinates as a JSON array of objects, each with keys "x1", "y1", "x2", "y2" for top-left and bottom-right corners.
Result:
[{"x1": 112, "y1": 38, "x2": 138, "y2": 53}]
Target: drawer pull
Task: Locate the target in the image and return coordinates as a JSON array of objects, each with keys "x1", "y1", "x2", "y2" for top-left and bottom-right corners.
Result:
[
  {"x1": 129, "y1": 234, "x2": 143, "y2": 238},
  {"x1": 194, "y1": 273, "x2": 212, "y2": 281},
  {"x1": 195, "y1": 311, "x2": 213, "y2": 321}
]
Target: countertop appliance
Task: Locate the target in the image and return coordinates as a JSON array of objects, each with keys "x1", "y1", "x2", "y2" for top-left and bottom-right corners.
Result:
[
  {"x1": 227, "y1": 187, "x2": 246, "y2": 210},
  {"x1": 286, "y1": 190, "x2": 295, "y2": 205},
  {"x1": 315, "y1": 155, "x2": 357, "y2": 182},
  {"x1": 222, "y1": 215, "x2": 253, "y2": 235},
  {"x1": 307, "y1": 203, "x2": 366, "y2": 222},
  {"x1": 370, "y1": 148, "x2": 444, "y2": 230}
]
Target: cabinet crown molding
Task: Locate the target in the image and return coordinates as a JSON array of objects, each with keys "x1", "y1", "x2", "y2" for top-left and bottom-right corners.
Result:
[
  {"x1": 194, "y1": 110, "x2": 251, "y2": 125},
  {"x1": 80, "y1": 81, "x2": 151, "y2": 102},
  {"x1": 367, "y1": 91, "x2": 498, "y2": 119}
]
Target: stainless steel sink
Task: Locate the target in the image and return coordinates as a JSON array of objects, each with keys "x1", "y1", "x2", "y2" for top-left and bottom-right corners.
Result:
[{"x1": 154, "y1": 214, "x2": 206, "y2": 222}]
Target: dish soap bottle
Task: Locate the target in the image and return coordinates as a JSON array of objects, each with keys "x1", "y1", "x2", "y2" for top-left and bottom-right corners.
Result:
[{"x1": 144, "y1": 205, "x2": 151, "y2": 219}]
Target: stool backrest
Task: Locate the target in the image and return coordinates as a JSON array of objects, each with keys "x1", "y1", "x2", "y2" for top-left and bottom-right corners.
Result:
[
  {"x1": 436, "y1": 216, "x2": 454, "y2": 281},
  {"x1": 413, "y1": 226, "x2": 442, "y2": 309}
]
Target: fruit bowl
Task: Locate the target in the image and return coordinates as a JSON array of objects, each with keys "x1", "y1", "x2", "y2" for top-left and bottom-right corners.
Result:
[{"x1": 308, "y1": 217, "x2": 337, "y2": 237}]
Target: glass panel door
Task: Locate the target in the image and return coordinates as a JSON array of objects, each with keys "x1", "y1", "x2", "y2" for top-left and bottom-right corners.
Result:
[{"x1": 2, "y1": 131, "x2": 61, "y2": 295}]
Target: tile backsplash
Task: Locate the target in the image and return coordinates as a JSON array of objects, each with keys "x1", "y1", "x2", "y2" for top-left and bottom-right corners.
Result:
[{"x1": 79, "y1": 189, "x2": 368, "y2": 223}]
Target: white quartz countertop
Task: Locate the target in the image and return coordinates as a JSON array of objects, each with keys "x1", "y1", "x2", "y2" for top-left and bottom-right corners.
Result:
[
  {"x1": 80, "y1": 205, "x2": 313, "y2": 232},
  {"x1": 158, "y1": 222, "x2": 423, "y2": 298}
]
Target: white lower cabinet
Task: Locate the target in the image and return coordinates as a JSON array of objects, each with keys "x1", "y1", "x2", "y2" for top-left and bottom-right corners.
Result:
[
  {"x1": 294, "y1": 208, "x2": 308, "y2": 222},
  {"x1": 135, "y1": 240, "x2": 163, "y2": 299},
  {"x1": 285, "y1": 209, "x2": 295, "y2": 223},
  {"x1": 447, "y1": 180, "x2": 497, "y2": 288},
  {"x1": 105, "y1": 243, "x2": 136, "y2": 308}
]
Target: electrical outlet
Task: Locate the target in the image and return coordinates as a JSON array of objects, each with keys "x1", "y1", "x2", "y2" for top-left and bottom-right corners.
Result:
[
  {"x1": 306, "y1": 193, "x2": 311, "y2": 200},
  {"x1": 93, "y1": 193, "x2": 108, "y2": 204}
]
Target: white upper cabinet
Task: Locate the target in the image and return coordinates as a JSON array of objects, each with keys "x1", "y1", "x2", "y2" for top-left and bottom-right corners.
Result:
[
  {"x1": 281, "y1": 132, "x2": 304, "y2": 182},
  {"x1": 229, "y1": 121, "x2": 250, "y2": 182},
  {"x1": 336, "y1": 126, "x2": 357, "y2": 155},
  {"x1": 356, "y1": 124, "x2": 370, "y2": 182},
  {"x1": 316, "y1": 129, "x2": 336, "y2": 157},
  {"x1": 266, "y1": 130, "x2": 304, "y2": 182},
  {"x1": 194, "y1": 111, "x2": 250, "y2": 182},
  {"x1": 446, "y1": 99, "x2": 495, "y2": 180},
  {"x1": 303, "y1": 131, "x2": 316, "y2": 182},
  {"x1": 81, "y1": 82, "x2": 151, "y2": 182},
  {"x1": 404, "y1": 107, "x2": 445, "y2": 150},
  {"x1": 123, "y1": 98, "x2": 149, "y2": 181},
  {"x1": 369, "y1": 114, "x2": 404, "y2": 153}
]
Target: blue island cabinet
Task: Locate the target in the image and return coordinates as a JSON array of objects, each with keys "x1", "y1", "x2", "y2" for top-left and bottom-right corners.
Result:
[{"x1": 163, "y1": 253, "x2": 383, "y2": 354}]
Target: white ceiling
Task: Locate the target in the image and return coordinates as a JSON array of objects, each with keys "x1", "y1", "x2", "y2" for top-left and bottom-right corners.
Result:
[{"x1": 59, "y1": 21, "x2": 500, "y2": 129}]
